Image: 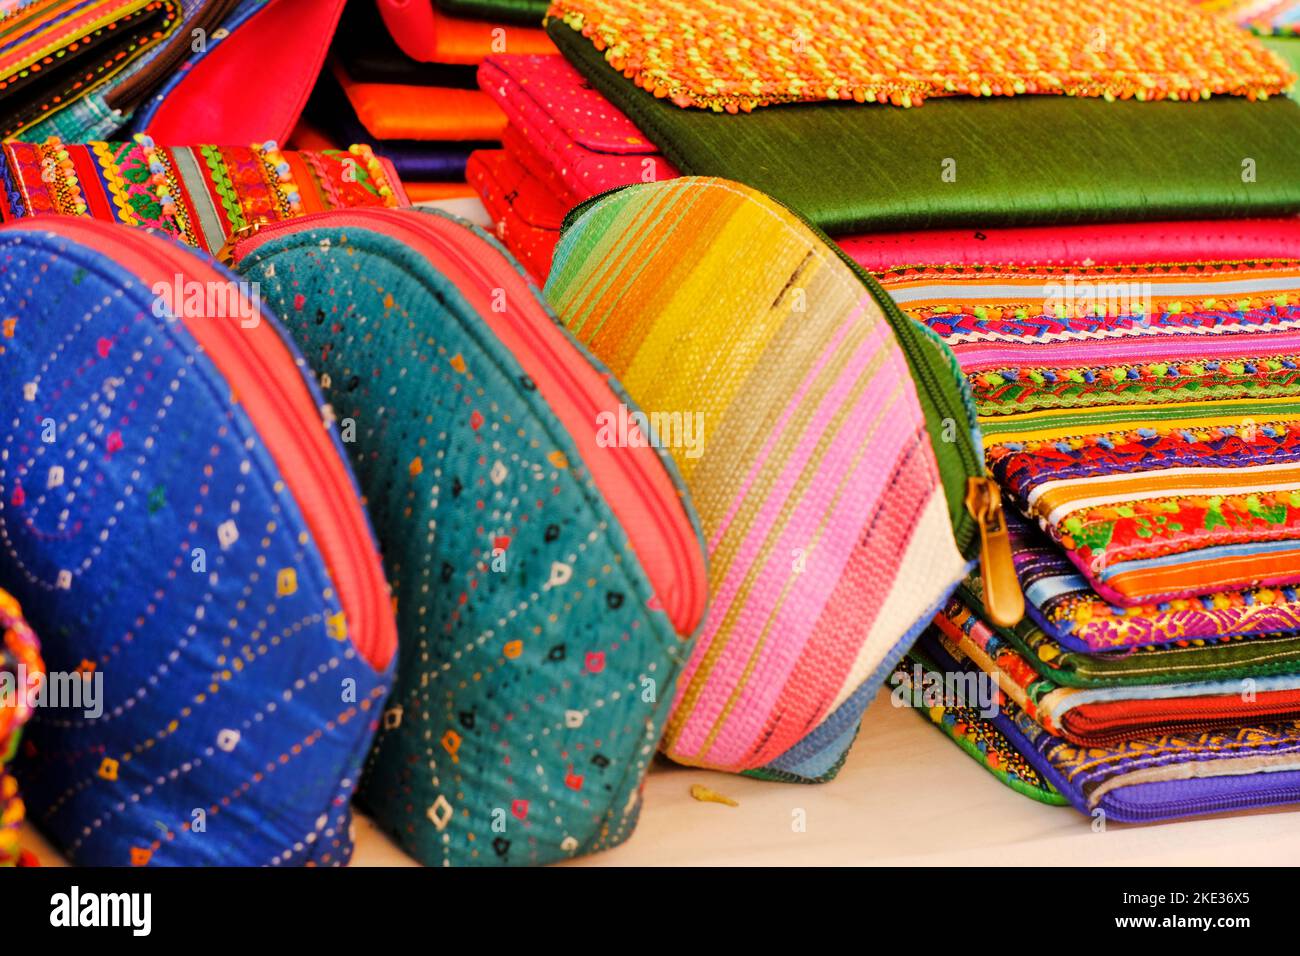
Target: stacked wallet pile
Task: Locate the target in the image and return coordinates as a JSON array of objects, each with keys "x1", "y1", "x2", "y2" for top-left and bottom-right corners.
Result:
[
  {"x1": 294, "y1": 0, "x2": 556, "y2": 204},
  {"x1": 502, "y1": 0, "x2": 1300, "y2": 823}
]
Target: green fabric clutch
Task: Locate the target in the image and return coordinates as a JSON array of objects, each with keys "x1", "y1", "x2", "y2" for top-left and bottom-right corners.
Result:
[
  {"x1": 549, "y1": 20, "x2": 1300, "y2": 235},
  {"x1": 960, "y1": 580, "x2": 1300, "y2": 688}
]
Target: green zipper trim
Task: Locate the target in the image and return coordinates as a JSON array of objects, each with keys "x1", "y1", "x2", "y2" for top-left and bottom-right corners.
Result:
[{"x1": 558, "y1": 182, "x2": 985, "y2": 556}]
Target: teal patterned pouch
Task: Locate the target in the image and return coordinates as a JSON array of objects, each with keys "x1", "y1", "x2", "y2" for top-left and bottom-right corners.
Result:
[{"x1": 232, "y1": 207, "x2": 708, "y2": 865}]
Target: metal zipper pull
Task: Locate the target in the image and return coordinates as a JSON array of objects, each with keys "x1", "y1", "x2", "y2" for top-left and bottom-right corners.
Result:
[
  {"x1": 216, "y1": 219, "x2": 270, "y2": 268},
  {"x1": 965, "y1": 476, "x2": 1024, "y2": 627}
]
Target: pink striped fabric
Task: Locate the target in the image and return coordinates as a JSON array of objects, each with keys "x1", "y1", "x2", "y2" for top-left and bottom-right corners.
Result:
[{"x1": 543, "y1": 177, "x2": 969, "y2": 777}]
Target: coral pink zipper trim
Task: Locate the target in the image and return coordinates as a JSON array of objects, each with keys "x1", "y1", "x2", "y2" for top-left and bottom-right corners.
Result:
[
  {"x1": 39, "y1": 218, "x2": 396, "y2": 671},
  {"x1": 234, "y1": 209, "x2": 708, "y2": 637}
]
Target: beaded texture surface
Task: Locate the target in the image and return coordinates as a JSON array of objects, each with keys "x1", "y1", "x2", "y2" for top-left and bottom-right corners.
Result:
[
  {"x1": 0, "y1": 589, "x2": 42, "y2": 866},
  {"x1": 548, "y1": 0, "x2": 1296, "y2": 112},
  {"x1": 236, "y1": 210, "x2": 700, "y2": 866},
  {"x1": 0, "y1": 226, "x2": 391, "y2": 865}
]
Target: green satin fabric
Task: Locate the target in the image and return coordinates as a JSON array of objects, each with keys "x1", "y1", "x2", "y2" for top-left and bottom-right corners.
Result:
[
  {"x1": 436, "y1": 0, "x2": 546, "y2": 24},
  {"x1": 551, "y1": 22, "x2": 1300, "y2": 235},
  {"x1": 1263, "y1": 37, "x2": 1300, "y2": 80}
]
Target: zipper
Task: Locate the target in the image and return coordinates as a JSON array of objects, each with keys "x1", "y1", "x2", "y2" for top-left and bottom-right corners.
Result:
[
  {"x1": 228, "y1": 208, "x2": 708, "y2": 638},
  {"x1": 105, "y1": 0, "x2": 240, "y2": 114},
  {"x1": 33, "y1": 217, "x2": 397, "y2": 672},
  {"x1": 561, "y1": 183, "x2": 1014, "y2": 614},
  {"x1": 1102, "y1": 782, "x2": 1300, "y2": 821},
  {"x1": 1064, "y1": 703, "x2": 1300, "y2": 748},
  {"x1": 963, "y1": 477, "x2": 1023, "y2": 626}
]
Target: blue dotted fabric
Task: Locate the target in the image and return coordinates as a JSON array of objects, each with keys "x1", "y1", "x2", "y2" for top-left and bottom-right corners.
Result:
[{"x1": 0, "y1": 226, "x2": 390, "y2": 866}]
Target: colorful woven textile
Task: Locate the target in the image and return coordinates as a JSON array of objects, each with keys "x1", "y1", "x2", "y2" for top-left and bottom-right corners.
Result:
[
  {"x1": 233, "y1": 207, "x2": 707, "y2": 865},
  {"x1": 0, "y1": 139, "x2": 404, "y2": 254},
  {"x1": 935, "y1": 594, "x2": 1300, "y2": 744},
  {"x1": 0, "y1": 0, "x2": 183, "y2": 139},
  {"x1": 0, "y1": 589, "x2": 43, "y2": 867},
  {"x1": 878, "y1": 260, "x2": 1300, "y2": 608},
  {"x1": 478, "y1": 54, "x2": 678, "y2": 202},
  {"x1": 549, "y1": 20, "x2": 1300, "y2": 235},
  {"x1": 12, "y1": 0, "x2": 202, "y2": 142},
  {"x1": 2, "y1": 216, "x2": 396, "y2": 865},
  {"x1": 545, "y1": 178, "x2": 977, "y2": 777},
  {"x1": 841, "y1": 219, "x2": 1300, "y2": 274},
  {"x1": 1202, "y1": 0, "x2": 1300, "y2": 35},
  {"x1": 919, "y1": 630, "x2": 1300, "y2": 821},
  {"x1": 1008, "y1": 506, "x2": 1300, "y2": 651},
  {"x1": 548, "y1": 0, "x2": 1294, "y2": 111},
  {"x1": 958, "y1": 577, "x2": 1300, "y2": 687},
  {"x1": 891, "y1": 651, "x2": 1067, "y2": 805}
]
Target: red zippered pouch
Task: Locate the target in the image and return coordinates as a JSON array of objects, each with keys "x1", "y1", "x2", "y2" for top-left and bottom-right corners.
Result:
[{"x1": 466, "y1": 144, "x2": 568, "y2": 284}]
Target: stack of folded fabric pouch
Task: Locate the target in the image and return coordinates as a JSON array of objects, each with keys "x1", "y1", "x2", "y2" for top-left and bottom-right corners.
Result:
[
  {"x1": 885, "y1": 258, "x2": 1300, "y2": 824},
  {"x1": 473, "y1": 1, "x2": 1300, "y2": 284},
  {"x1": 294, "y1": 0, "x2": 555, "y2": 205},
  {"x1": 532, "y1": 0, "x2": 1300, "y2": 824}
]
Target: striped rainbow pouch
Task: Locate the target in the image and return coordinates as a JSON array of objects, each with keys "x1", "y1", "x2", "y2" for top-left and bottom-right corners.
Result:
[
  {"x1": 545, "y1": 177, "x2": 988, "y2": 779},
  {"x1": 879, "y1": 260, "x2": 1300, "y2": 611}
]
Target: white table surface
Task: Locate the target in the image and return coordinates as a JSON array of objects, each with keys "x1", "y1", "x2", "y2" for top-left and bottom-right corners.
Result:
[{"x1": 20, "y1": 685, "x2": 1300, "y2": 867}]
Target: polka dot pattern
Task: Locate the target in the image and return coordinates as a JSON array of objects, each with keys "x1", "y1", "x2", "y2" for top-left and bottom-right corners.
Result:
[
  {"x1": 0, "y1": 226, "x2": 390, "y2": 866},
  {"x1": 478, "y1": 54, "x2": 679, "y2": 202},
  {"x1": 236, "y1": 211, "x2": 694, "y2": 866}
]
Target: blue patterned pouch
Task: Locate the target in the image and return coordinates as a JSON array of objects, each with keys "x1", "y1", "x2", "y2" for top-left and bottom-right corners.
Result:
[{"x1": 0, "y1": 217, "x2": 396, "y2": 865}]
